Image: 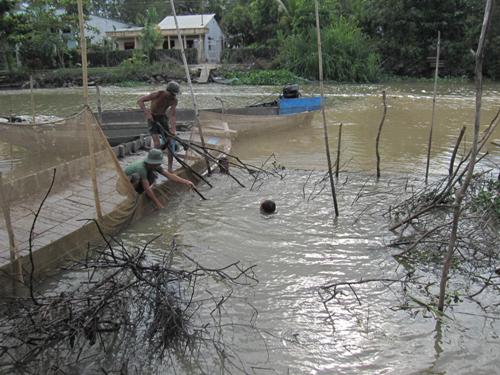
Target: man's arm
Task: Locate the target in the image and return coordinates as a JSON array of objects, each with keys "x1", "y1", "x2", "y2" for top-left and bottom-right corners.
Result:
[
  {"x1": 137, "y1": 91, "x2": 161, "y2": 121},
  {"x1": 160, "y1": 169, "x2": 194, "y2": 188},
  {"x1": 141, "y1": 179, "x2": 164, "y2": 209}
]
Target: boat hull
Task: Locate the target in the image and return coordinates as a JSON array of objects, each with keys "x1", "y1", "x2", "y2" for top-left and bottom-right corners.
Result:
[{"x1": 199, "y1": 110, "x2": 315, "y2": 135}]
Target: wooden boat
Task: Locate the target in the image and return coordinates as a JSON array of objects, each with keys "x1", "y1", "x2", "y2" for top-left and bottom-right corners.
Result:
[
  {"x1": 0, "y1": 107, "x2": 231, "y2": 286},
  {"x1": 199, "y1": 104, "x2": 316, "y2": 136},
  {"x1": 98, "y1": 108, "x2": 196, "y2": 146},
  {"x1": 99, "y1": 100, "x2": 318, "y2": 145}
]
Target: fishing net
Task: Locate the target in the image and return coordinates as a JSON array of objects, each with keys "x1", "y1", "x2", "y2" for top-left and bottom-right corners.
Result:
[
  {"x1": 0, "y1": 107, "x2": 231, "y2": 284},
  {"x1": 0, "y1": 107, "x2": 138, "y2": 280}
]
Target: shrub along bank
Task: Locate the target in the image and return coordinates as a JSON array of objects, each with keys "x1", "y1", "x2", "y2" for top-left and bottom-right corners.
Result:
[{"x1": 0, "y1": 61, "x2": 186, "y2": 89}]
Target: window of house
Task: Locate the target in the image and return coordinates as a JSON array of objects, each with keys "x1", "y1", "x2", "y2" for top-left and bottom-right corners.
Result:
[
  {"x1": 163, "y1": 39, "x2": 169, "y2": 49},
  {"x1": 186, "y1": 40, "x2": 194, "y2": 48},
  {"x1": 170, "y1": 40, "x2": 175, "y2": 48},
  {"x1": 124, "y1": 40, "x2": 135, "y2": 50}
]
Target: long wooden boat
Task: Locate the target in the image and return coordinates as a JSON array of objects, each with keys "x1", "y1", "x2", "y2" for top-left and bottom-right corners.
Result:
[
  {"x1": 0, "y1": 107, "x2": 231, "y2": 289},
  {"x1": 99, "y1": 101, "x2": 318, "y2": 145},
  {"x1": 199, "y1": 106, "x2": 316, "y2": 136}
]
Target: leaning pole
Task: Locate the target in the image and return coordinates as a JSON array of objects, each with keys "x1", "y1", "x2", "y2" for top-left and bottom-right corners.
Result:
[
  {"x1": 169, "y1": 0, "x2": 211, "y2": 174},
  {"x1": 315, "y1": 0, "x2": 339, "y2": 217}
]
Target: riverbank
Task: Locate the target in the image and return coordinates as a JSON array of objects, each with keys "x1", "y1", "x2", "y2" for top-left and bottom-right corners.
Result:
[
  {"x1": 2, "y1": 63, "x2": 488, "y2": 90},
  {"x1": 0, "y1": 62, "x2": 186, "y2": 89}
]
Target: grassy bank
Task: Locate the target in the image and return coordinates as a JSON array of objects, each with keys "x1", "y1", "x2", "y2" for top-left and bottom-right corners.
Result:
[
  {"x1": 1, "y1": 62, "x2": 186, "y2": 89},
  {"x1": 2, "y1": 64, "x2": 485, "y2": 90}
]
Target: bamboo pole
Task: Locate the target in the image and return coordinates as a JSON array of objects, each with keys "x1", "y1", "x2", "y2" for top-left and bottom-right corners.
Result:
[
  {"x1": 315, "y1": 0, "x2": 338, "y2": 216},
  {"x1": 77, "y1": 0, "x2": 88, "y2": 103},
  {"x1": 375, "y1": 91, "x2": 387, "y2": 179},
  {"x1": 169, "y1": 0, "x2": 211, "y2": 175},
  {"x1": 78, "y1": 0, "x2": 103, "y2": 219},
  {"x1": 438, "y1": 0, "x2": 494, "y2": 313},
  {"x1": 30, "y1": 75, "x2": 36, "y2": 124},
  {"x1": 425, "y1": 31, "x2": 441, "y2": 184},
  {"x1": 0, "y1": 172, "x2": 24, "y2": 283},
  {"x1": 96, "y1": 85, "x2": 103, "y2": 122},
  {"x1": 335, "y1": 123, "x2": 343, "y2": 178}
]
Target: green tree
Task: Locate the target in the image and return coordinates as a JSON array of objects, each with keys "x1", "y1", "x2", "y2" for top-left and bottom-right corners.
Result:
[
  {"x1": 357, "y1": 0, "x2": 498, "y2": 77},
  {"x1": 16, "y1": 0, "x2": 87, "y2": 69},
  {"x1": 248, "y1": 0, "x2": 281, "y2": 47},
  {"x1": 138, "y1": 8, "x2": 162, "y2": 64},
  {"x1": 221, "y1": 1, "x2": 254, "y2": 46},
  {"x1": 0, "y1": 0, "x2": 28, "y2": 71},
  {"x1": 279, "y1": 16, "x2": 380, "y2": 82},
  {"x1": 279, "y1": 0, "x2": 339, "y2": 33}
]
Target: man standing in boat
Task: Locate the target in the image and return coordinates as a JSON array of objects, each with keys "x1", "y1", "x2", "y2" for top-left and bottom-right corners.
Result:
[
  {"x1": 137, "y1": 81, "x2": 180, "y2": 172},
  {"x1": 125, "y1": 149, "x2": 193, "y2": 210}
]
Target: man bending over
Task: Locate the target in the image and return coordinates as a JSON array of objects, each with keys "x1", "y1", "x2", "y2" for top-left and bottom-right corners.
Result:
[{"x1": 125, "y1": 149, "x2": 193, "y2": 210}]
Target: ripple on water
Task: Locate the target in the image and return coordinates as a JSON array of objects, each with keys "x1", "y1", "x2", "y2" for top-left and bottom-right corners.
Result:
[
  {"x1": 112, "y1": 168, "x2": 500, "y2": 374},
  {"x1": 19, "y1": 82, "x2": 500, "y2": 374}
]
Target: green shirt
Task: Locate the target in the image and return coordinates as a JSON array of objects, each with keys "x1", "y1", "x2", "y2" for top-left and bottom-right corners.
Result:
[{"x1": 124, "y1": 160, "x2": 163, "y2": 180}]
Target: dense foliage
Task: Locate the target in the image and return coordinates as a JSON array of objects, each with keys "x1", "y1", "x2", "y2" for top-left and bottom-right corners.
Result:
[{"x1": 1, "y1": 0, "x2": 499, "y2": 82}]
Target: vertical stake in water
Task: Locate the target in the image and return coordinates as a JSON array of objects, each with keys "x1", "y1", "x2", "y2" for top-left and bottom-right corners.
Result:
[
  {"x1": 96, "y1": 85, "x2": 103, "y2": 122},
  {"x1": 375, "y1": 91, "x2": 387, "y2": 179},
  {"x1": 315, "y1": 0, "x2": 338, "y2": 217},
  {"x1": 169, "y1": 0, "x2": 211, "y2": 175},
  {"x1": 335, "y1": 123, "x2": 343, "y2": 178},
  {"x1": 78, "y1": 0, "x2": 103, "y2": 219},
  {"x1": 30, "y1": 75, "x2": 36, "y2": 124},
  {"x1": 425, "y1": 30, "x2": 441, "y2": 184},
  {"x1": 0, "y1": 172, "x2": 24, "y2": 283}
]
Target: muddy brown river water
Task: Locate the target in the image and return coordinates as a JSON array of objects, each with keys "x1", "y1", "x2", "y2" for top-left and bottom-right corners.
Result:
[{"x1": 1, "y1": 82, "x2": 499, "y2": 374}]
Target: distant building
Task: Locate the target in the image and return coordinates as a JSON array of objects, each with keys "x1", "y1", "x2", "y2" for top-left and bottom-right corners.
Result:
[
  {"x1": 61, "y1": 13, "x2": 137, "y2": 49},
  {"x1": 106, "y1": 14, "x2": 224, "y2": 63},
  {"x1": 87, "y1": 15, "x2": 137, "y2": 44}
]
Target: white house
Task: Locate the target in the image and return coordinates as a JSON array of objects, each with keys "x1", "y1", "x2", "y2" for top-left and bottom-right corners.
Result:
[
  {"x1": 87, "y1": 15, "x2": 136, "y2": 44},
  {"x1": 60, "y1": 13, "x2": 137, "y2": 49},
  {"x1": 106, "y1": 14, "x2": 224, "y2": 63}
]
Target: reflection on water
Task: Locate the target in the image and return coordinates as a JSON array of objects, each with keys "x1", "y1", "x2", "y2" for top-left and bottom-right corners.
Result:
[
  {"x1": 2, "y1": 82, "x2": 500, "y2": 373},
  {"x1": 118, "y1": 170, "x2": 499, "y2": 374}
]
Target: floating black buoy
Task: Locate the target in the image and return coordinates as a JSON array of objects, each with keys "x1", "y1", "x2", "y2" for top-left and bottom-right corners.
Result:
[{"x1": 260, "y1": 200, "x2": 276, "y2": 214}]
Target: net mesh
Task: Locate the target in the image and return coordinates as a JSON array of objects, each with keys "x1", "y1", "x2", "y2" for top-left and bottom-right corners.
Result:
[
  {"x1": 0, "y1": 107, "x2": 230, "y2": 280},
  {"x1": 0, "y1": 107, "x2": 134, "y2": 274}
]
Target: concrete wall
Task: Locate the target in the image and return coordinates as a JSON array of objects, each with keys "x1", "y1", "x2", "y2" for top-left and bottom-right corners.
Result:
[{"x1": 204, "y1": 18, "x2": 224, "y2": 63}]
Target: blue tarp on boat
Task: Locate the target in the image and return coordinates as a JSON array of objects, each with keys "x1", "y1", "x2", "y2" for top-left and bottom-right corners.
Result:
[{"x1": 278, "y1": 97, "x2": 322, "y2": 115}]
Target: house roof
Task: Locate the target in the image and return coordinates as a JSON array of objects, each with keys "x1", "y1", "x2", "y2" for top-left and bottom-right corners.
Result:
[
  {"x1": 158, "y1": 14, "x2": 215, "y2": 30},
  {"x1": 88, "y1": 15, "x2": 137, "y2": 30}
]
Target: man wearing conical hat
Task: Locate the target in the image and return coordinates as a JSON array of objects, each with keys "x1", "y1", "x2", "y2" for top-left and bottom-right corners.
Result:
[{"x1": 125, "y1": 149, "x2": 193, "y2": 210}]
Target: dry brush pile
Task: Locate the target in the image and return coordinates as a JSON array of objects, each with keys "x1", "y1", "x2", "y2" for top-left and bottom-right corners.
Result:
[{"x1": 0, "y1": 231, "x2": 258, "y2": 374}]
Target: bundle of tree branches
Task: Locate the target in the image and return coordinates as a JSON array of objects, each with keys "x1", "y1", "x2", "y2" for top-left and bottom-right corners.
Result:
[
  {"x1": 388, "y1": 169, "x2": 499, "y2": 298},
  {"x1": 0, "y1": 233, "x2": 258, "y2": 374}
]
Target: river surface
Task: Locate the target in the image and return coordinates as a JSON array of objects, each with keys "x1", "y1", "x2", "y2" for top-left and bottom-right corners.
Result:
[{"x1": 1, "y1": 82, "x2": 499, "y2": 374}]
